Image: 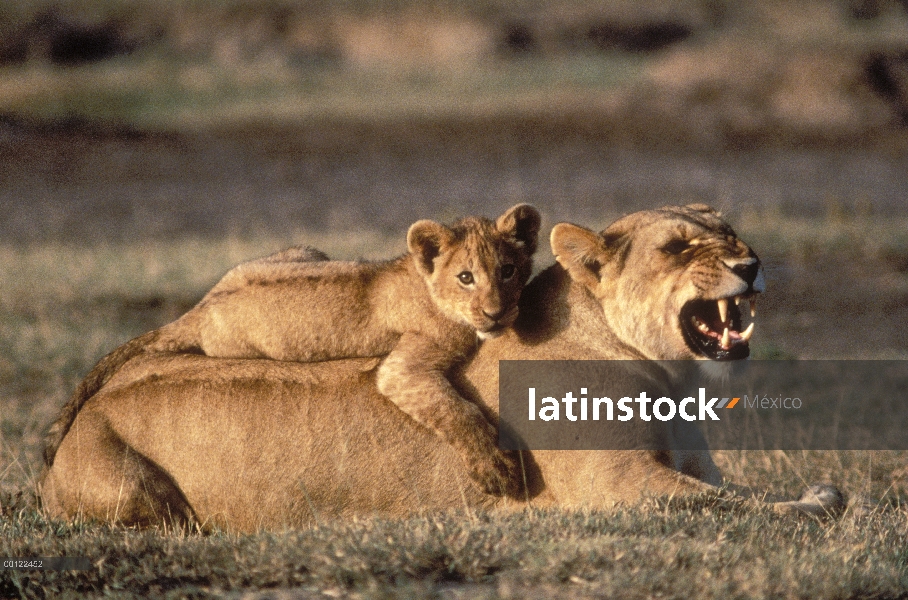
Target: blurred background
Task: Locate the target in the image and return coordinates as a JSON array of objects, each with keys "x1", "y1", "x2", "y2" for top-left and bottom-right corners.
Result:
[
  {"x1": 2, "y1": 0, "x2": 908, "y2": 241},
  {"x1": 2, "y1": 0, "x2": 908, "y2": 502}
]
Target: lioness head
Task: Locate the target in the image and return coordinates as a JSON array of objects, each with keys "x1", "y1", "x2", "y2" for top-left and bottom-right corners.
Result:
[
  {"x1": 408, "y1": 204, "x2": 541, "y2": 336},
  {"x1": 551, "y1": 204, "x2": 763, "y2": 360}
]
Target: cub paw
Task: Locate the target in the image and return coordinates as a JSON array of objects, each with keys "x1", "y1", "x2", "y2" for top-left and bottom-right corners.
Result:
[{"x1": 459, "y1": 426, "x2": 523, "y2": 496}]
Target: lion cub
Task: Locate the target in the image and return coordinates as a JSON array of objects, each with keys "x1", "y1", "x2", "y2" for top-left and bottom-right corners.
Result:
[{"x1": 62, "y1": 204, "x2": 540, "y2": 495}]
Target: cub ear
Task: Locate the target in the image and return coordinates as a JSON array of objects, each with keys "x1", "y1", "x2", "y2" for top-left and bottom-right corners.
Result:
[
  {"x1": 407, "y1": 220, "x2": 453, "y2": 276},
  {"x1": 496, "y1": 204, "x2": 541, "y2": 256},
  {"x1": 549, "y1": 223, "x2": 608, "y2": 288}
]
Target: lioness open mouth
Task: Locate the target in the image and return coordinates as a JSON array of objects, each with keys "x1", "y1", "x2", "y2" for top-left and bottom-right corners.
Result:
[{"x1": 680, "y1": 294, "x2": 756, "y2": 361}]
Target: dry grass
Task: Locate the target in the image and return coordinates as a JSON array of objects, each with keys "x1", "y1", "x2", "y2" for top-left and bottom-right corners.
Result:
[{"x1": 2, "y1": 495, "x2": 907, "y2": 598}]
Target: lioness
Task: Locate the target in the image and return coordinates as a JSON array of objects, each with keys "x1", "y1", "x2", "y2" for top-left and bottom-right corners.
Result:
[
  {"x1": 40, "y1": 205, "x2": 844, "y2": 531},
  {"x1": 46, "y1": 204, "x2": 541, "y2": 496}
]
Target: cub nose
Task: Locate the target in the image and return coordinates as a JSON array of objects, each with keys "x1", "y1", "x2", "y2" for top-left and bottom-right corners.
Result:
[{"x1": 483, "y1": 308, "x2": 506, "y2": 321}]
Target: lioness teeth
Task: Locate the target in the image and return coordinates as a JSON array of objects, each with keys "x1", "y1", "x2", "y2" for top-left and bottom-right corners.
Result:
[
  {"x1": 740, "y1": 322, "x2": 755, "y2": 341},
  {"x1": 734, "y1": 295, "x2": 741, "y2": 306},
  {"x1": 692, "y1": 307, "x2": 754, "y2": 347},
  {"x1": 692, "y1": 316, "x2": 710, "y2": 333},
  {"x1": 717, "y1": 298, "x2": 728, "y2": 324},
  {"x1": 750, "y1": 298, "x2": 756, "y2": 318}
]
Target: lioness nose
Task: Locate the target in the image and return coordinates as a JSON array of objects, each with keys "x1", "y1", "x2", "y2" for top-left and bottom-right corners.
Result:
[{"x1": 731, "y1": 260, "x2": 760, "y2": 286}]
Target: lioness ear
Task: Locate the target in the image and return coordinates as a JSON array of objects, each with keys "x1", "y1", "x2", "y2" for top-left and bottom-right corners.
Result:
[
  {"x1": 496, "y1": 204, "x2": 541, "y2": 255},
  {"x1": 407, "y1": 220, "x2": 453, "y2": 276},
  {"x1": 550, "y1": 223, "x2": 607, "y2": 288}
]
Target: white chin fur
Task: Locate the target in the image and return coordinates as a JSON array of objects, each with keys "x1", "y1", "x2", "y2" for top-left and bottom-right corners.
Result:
[
  {"x1": 697, "y1": 360, "x2": 734, "y2": 383},
  {"x1": 477, "y1": 330, "x2": 503, "y2": 341}
]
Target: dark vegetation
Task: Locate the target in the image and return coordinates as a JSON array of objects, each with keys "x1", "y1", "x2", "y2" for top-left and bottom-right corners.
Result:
[{"x1": 2, "y1": 1, "x2": 908, "y2": 144}]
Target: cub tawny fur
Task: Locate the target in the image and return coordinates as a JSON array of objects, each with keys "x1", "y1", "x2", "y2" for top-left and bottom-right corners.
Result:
[{"x1": 45, "y1": 204, "x2": 541, "y2": 496}]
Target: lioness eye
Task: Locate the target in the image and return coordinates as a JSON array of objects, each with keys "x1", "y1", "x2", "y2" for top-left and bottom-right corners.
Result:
[
  {"x1": 458, "y1": 271, "x2": 474, "y2": 285},
  {"x1": 501, "y1": 264, "x2": 516, "y2": 280},
  {"x1": 661, "y1": 239, "x2": 689, "y2": 255}
]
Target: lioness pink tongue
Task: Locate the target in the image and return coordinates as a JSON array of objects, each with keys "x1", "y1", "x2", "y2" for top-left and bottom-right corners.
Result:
[{"x1": 690, "y1": 296, "x2": 757, "y2": 349}]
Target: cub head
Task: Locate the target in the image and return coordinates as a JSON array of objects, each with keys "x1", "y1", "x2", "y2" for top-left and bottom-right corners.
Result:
[
  {"x1": 551, "y1": 204, "x2": 763, "y2": 361},
  {"x1": 408, "y1": 204, "x2": 541, "y2": 337}
]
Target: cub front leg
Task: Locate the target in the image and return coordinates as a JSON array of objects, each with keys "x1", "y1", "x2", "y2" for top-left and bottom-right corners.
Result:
[{"x1": 375, "y1": 333, "x2": 520, "y2": 496}]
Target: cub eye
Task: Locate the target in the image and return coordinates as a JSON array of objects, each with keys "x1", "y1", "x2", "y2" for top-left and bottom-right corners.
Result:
[
  {"x1": 458, "y1": 271, "x2": 474, "y2": 285},
  {"x1": 501, "y1": 264, "x2": 516, "y2": 280},
  {"x1": 661, "y1": 239, "x2": 690, "y2": 255}
]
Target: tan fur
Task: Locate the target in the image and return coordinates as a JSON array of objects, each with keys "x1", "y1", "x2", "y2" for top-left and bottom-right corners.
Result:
[
  {"x1": 40, "y1": 205, "x2": 843, "y2": 531},
  {"x1": 40, "y1": 245, "x2": 330, "y2": 467},
  {"x1": 44, "y1": 205, "x2": 542, "y2": 496},
  {"x1": 548, "y1": 203, "x2": 762, "y2": 361}
]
